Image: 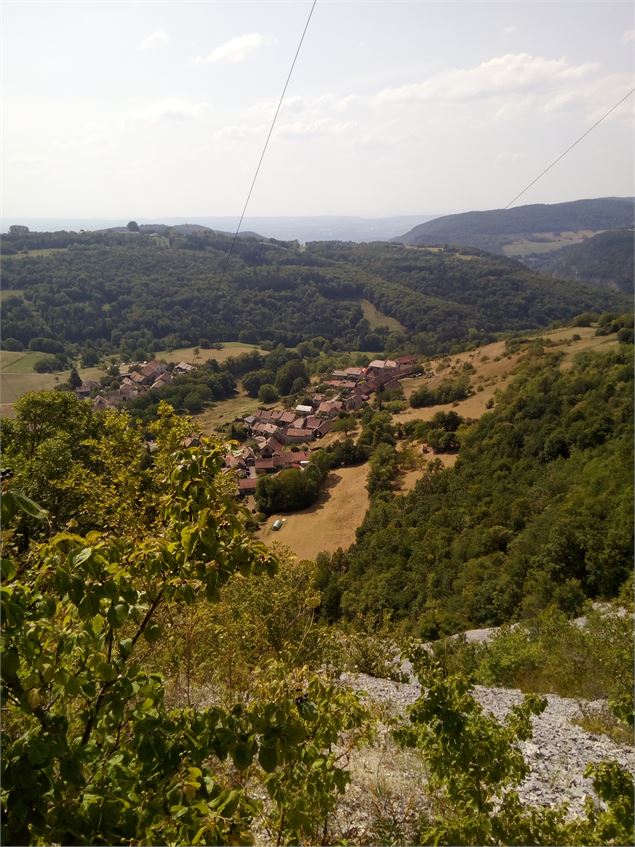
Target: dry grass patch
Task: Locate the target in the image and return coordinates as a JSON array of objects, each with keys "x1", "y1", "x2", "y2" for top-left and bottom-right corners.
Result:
[
  {"x1": 155, "y1": 342, "x2": 264, "y2": 366},
  {"x1": 0, "y1": 364, "x2": 105, "y2": 417},
  {"x1": 194, "y1": 392, "x2": 259, "y2": 433},
  {"x1": 360, "y1": 299, "x2": 406, "y2": 333},
  {"x1": 256, "y1": 463, "x2": 369, "y2": 560}
]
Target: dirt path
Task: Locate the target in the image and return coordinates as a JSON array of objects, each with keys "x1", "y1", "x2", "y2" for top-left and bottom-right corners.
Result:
[{"x1": 256, "y1": 463, "x2": 369, "y2": 559}]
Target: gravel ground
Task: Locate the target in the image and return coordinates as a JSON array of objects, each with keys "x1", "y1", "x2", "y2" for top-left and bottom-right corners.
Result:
[{"x1": 331, "y1": 670, "x2": 635, "y2": 841}]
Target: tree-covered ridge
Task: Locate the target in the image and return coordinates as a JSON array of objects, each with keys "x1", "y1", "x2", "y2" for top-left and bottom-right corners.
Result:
[
  {"x1": 317, "y1": 345, "x2": 633, "y2": 637},
  {"x1": 1, "y1": 233, "x2": 628, "y2": 361},
  {"x1": 524, "y1": 229, "x2": 635, "y2": 294},
  {"x1": 396, "y1": 196, "x2": 635, "y2": 253}
]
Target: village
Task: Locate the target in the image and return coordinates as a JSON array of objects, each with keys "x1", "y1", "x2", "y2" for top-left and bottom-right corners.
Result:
[
  {"x1": 69, "y1": 351, "x2": 425, "y2": 497},
  {"x1": 228, "y1": 355, "x2": 421, "y2": 496},
  {"x1": 74, "y1": 359, "x2": 196, "y2": 409}
]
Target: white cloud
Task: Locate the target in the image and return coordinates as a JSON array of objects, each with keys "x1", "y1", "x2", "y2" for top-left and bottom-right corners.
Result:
[
  {"x1": 138, "y1": 31, "x2": 168, "y2": 51},
  {"x1": 245, "y1": 95, "x2": 307, "y2": 120},
  {"x1": 215, "y1": 116, "x2": 354, "y2": 142},
  {"x1": 276, "y1": 118, "x2": 355, "y2": 139},
  {"x1": 122, "y1": 97, "x2": 210, "y2": 125},
  {"x1": 497, "y1": 151, "x2": 521, "y2": 164},
  {"x1": 354, "y1": 120, "x2": 404, "y2": 150},
  {"x1": 214, "y1": 123, "x2": 267, "y2": 140},
  {"x1": 372, "y1": 53, "x2": 600, "y2": 106},
  {"x1": 503, "y1": 26, "x2": 517, "y2": 35},
  {"x1": 621, "y1": 30, "x2": 635, "y2": 44},
  {"x1": 195, "y1": 33, "x2": 269, "y2": 64}
]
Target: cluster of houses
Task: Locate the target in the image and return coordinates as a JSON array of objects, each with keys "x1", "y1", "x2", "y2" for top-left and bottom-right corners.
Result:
[
  {"x1": 230, "y1": 355, "x2": 420, "y2": 496},
  {"x1": 75, "y1": 360, "x2": 196, "y2": 409},
  {"x1": 225, "y1": 445, "x2": 313, "y2": 495}
]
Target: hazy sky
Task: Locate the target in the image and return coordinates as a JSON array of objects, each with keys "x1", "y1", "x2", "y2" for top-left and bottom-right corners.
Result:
[{"x1": 2, "y1": 0, "x2": 633, "y2": 219}]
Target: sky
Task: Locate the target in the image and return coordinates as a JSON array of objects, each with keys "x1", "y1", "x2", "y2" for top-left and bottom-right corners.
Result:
[{"x1": 2, "y1": 0, "x2": 634, "y2": 220}]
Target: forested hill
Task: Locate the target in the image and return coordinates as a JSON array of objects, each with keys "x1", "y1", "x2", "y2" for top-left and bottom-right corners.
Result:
[
  {"x1": 0, "y1": 230, "x2": 628, "y2": 361},
  {"x1": 317, "y1": 343, "x2": 633, "y2": 638},
  {"x1": 395, "y1": 197, "x2": 635, "y2": 253},
  {"x1": 524, "y1": 229, "x2": 634, "y2": 294}
]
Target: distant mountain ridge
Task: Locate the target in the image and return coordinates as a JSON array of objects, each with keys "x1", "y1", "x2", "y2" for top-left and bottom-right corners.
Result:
[
  {"x1": 1, "y1": 215, "x2": 438, "y2": 244},
  {"x1": 396, "y1": 197, "x2": 635, "y2": 253}
]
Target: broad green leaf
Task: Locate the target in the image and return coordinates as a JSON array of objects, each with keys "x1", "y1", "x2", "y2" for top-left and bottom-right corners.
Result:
[
  {"x1": 232, "y1": 742, "x2": 253, "y2": 770},
  {"x1": 144, "y1": 622, "x2": 161, "y2": 643},
  {"x1": 107, "y1": 603, "x2": 128, "y2": 628},
  {"x1": 10, "y1": 491, "x2": 49, "y2": 520},
  {"x1": 73, "y1": 547, "x2": 93, "y2": 566},
  {"x1": 258, "y1": 743, "x2": 278, "y2": 773},
  {"x1": 0, "y1": 559, "x2": 16, "y2": 581}
]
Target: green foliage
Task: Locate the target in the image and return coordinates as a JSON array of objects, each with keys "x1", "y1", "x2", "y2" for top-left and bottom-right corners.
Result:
[
  {"x1": 399, "y1": 196, "x2": 634, "y2": 253},
  {"x1": 2, "y1": 337, "x2": 24, "y2": 351},
  {"x1": 156, "y1": 556, "x2": 325, "y2": 703},
  {"x1": 255, "y1": 468, "x2": 320, "y2": 515},
  {"x1": 1, "y1": 392, "x2": 151, "y2": 534},
  {"x1": 257, "y1": 383, "x2": 279, "y2": 404},
  {"x1": 444, "y1": 606, "x2": 634, "y2": 729},
  {"x1": 527, "y1": 229, "x2": 634, "y2": 294},
  {"x1": 33, "y1": 354, "x2": 67, "y2": 373},
  {"x1": 411, "y1": 374, "x2": 470, "y2": 407},
  {"x1": 242, "y1": 369, "x2": 276, "y2": 398},
  {"x1": 324, "y1": 347, "x2": 633, "y2": 631},
  {"x1": 1, "y1": 433, "x2": 375, "y2": 846},
  {"x1": 124, "y1": 360, "x2": 235, "y2": 424},
  {"x1": 367, "y1": 443, "x2": 400, "y2": 497},
  {"x1": 68, "y1": 366, "x2": 82, "y2": 390}
]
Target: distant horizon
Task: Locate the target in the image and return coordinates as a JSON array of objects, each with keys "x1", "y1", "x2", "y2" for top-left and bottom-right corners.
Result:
[
  {"x1": 3, "y1": 194, "x2": 634, "y2": 234},
  {"x1": 0, "y1": 212, "x2": 444, "y2": 244}
]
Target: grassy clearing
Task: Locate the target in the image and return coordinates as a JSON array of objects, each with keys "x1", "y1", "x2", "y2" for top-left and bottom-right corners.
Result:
[
  {"x1": 0, "y1": 351, "x2": 49, "y2": 373},
  {"x1": 398, "y1": 452, "x2": 458, "y2": 494},
  {"x1": 502, "y1": 230, "x2": 600, "y2": 257},
  {"x1": 3, "y1": 248, "x2": 69, "y2": 259},
  {"x1": 155, "y1": 342, "x2": 264, "y2": 365},
  {"x1": 360, "y1": 299, "x2": 406, "y2": 333},
  {"x1": 0, "y1": 289, "x2": 24, "y2": 301},
  {"x1": 194, "y1": 391, "x2": 259, "y2": 433},
  {"x1": 256, "y1": 462, "x2": 370, "y2": 560},
  {"x1": 395, "y1": 326, "x2": 619, "y2": 428},
  {"x1": 0, "y1": 364, "x2": 104, "y2": 417}
]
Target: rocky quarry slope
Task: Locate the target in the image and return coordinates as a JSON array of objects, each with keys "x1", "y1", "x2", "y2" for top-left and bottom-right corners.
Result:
[{"x1": 329, "y1": 670, "x2": 635, "y2": 843}]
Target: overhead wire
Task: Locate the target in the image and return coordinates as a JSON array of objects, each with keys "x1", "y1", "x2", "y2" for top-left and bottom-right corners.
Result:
[
  {"x1": 222, "y1": 0, "x2": 318, "y2": 274},
  {"x1": 504, "y1": 87, "x2": 635, "y2": 209},
  {"x1": 375, "y1": 87, "x2": 635, "y2": 326}
]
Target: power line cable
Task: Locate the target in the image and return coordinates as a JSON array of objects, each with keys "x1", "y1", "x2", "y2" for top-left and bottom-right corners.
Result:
[
  {"x1": 504, "y1": 87, "x2": 635, "y2": 209},
  {"x1": 222, "y1": 0, "x2": 317, "y2": 273},
  {"x1": 375, "y1": 87, "x2": 634, "y2": 327}
]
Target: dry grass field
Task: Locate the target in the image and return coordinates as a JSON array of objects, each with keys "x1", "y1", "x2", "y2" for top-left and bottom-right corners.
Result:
[
  {"x1": 501, "y1": 230, "x2": 600, "y2": 257},
  {"x1": 194, "y1": 390, "x2": 259, "y2": 433},
  {"x1": 0, "y1": 360, "x2": 104, "y2": 418},
  {"x1": 256, "y1": 463, "x2": 369, "y2": 560},
  {"x1": 155, "y1": 342, "x2": 264, "y2": 365},
  {"x1": 360, "y1": 299, "x2": 406, "y2": 333},
  {"x1": 395, "y1": 325, "x2": 619, "y2": 428}
]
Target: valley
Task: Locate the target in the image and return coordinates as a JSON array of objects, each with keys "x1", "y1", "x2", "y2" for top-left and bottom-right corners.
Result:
[{"x1": 1, "y1": 214, "x2": 632, "y2": 847}]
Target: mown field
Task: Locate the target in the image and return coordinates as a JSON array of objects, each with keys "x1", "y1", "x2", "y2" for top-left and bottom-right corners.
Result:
[
  {"x1": 256, "y1": 463, "x2": 370, "y2": 560},
  {"x1": 0, "y1": 351, "x2": 104, "y2": 418},
  {"x1": 359, "y1": 298, "x2": 406, "y2": 332},
  {"x1": 154, "y1": 342, "x2": 263, "y2": 365},
  {"x1": 501, "y1": 230, "x2": 601, "y2": 256}
]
